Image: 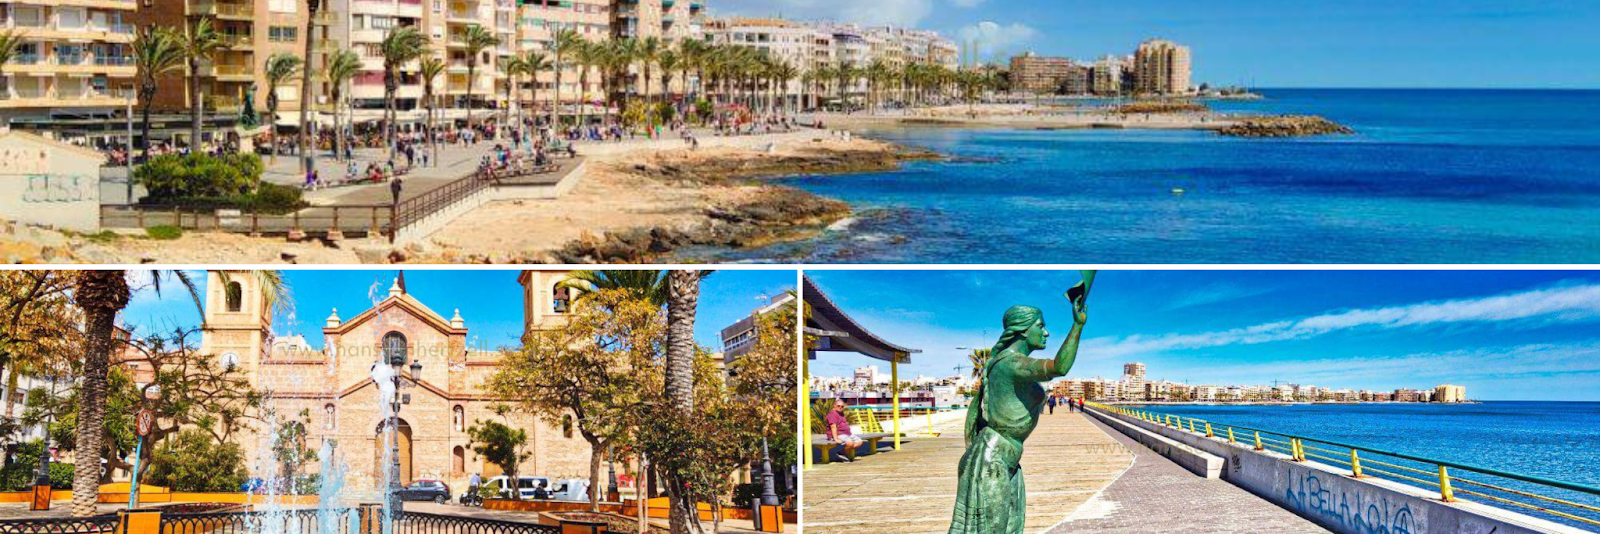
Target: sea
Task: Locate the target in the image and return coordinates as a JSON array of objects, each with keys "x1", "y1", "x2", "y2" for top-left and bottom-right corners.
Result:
[
  {"x1": 694, "y1": 89, "x2": 1600, "y2": 264},
  {"x1": 1138, "y1": 401, "x2": 1600, "y2": 530}
]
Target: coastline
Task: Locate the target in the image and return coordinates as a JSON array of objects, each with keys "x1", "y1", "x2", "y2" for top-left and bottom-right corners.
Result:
[
  {"x1": 1111, "y1": 401, "x2": 1482, "y2": 406},
  {"x1": 807, "y1": 103, "x2": 1242, "y2": 131}
]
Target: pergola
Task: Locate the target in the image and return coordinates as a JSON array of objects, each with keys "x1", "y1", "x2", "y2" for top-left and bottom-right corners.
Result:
[{"x1": 802, "y1": 275, "x2": 921, "y2": 469}]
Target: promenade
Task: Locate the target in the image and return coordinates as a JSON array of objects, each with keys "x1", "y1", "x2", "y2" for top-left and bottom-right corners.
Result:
[
  {"x1": 802, "y1": 409, "x2": 1134, "y2": 534},
  {"x1": 1047, "y1": 414, "x2": 1329, "y2": 533}
]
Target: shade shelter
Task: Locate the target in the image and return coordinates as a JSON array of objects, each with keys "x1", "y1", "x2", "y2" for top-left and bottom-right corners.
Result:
[{"x1": 802, "y1": 275, "x2": 921, "y2": 469}]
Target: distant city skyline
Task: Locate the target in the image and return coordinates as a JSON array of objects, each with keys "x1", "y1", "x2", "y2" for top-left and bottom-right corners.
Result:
[
  {"x1": 804, "y1": 271, "x2": 1600, "y2": 401},
  {"x1": 715, "y1": 0, "x2": 1600, "y2": 89}
]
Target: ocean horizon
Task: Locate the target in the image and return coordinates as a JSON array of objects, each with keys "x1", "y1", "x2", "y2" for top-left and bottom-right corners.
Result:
[{"x1": 694, "y1": 88, "x2": 1600, "y2": 264}]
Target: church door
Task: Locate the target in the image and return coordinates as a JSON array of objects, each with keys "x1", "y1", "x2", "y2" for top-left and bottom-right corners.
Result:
[{"x1": 374, "y1": 419, "x2": 415, "y2": 485}]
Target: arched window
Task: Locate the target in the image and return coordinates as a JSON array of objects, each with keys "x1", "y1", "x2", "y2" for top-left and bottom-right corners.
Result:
[
  {"x1": 324, "y1": 403, "x2": 336, "y2": 430},
  {"x1": 453, "y1": 405, "x2": 465, "y2": 431},
  {"x1": 552, "y1": 284, "x2": 571, "y2": 314},
  {"x1": 225, "y1": 282, "x2": 243, "y2": 312},
  {"x1": 382, "y1": 332, "x2": 408, "y2": 365}
]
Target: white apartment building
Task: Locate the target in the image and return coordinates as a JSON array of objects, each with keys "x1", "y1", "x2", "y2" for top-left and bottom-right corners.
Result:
[{"x1": 0, "y1": 1, "x2": 138, "y2": 134}]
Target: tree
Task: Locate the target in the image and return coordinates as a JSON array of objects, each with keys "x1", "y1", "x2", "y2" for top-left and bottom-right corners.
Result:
[
  {"x1": 131, "y1": 27, "x2": 185, "y2": 166},
  {"x1": 466, "y1": 410, "x2": 531, "y2": 501},
  {"x1": 325, "y1": 50, "x2": 363, "y2": 163},
  {"x1": 180, "y1": 18, "x2": 230, "y2": 149},
  {"x1": 635, "y1": 37, "x2": 663, "y2": 127},
  {"x1": 418, "y1": 56, "x2": 446, "y2": 166},
  {"x1": 298, "y1": 0, "x2": 324, "y2": 174},
  {"x1": 520, "y1": 51, "x2": 550, "y2": 128},
  {"x1": 550, "y1": 29, "x2": 584, "y2": 131},
  {"x1": 487, "y1": 289, "x2": 662, "y2": 512},
  {"x1": 144, "y1": 429, "x2": 249, "y2": 492},
  {"x1": 269, "y1": 410, "x2": 318, "y2": 493},
  {"x1": 461, "y1": 24, "x2": 500, "y2": 130},
  {"x1": 663, "y1": 270, "x2": 706, "y2": 534},
  {"x1": 69, "y1": 270, "x2": 129, "y2": 516},
  {"x1": 264, "y1": 53, "x2": 304, "y2": 164},
  {"x1": 499, "y1": 55, "x2": 525, "y2": 126},
  {"x1": 379, "y1": 27, "x2": 427, "y2": 160},
  {"x1": 0, "y1": 271, "x2": 79, "y2": 427}
]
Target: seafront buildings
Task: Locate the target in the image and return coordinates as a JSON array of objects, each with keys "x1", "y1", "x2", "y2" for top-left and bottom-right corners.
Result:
[
  {"x1": 703, "y1": 17, "x2": 959, "y2": 109},
  {"x1": 1007, "y1": 38, "x2": 1193, "y2": 96},
  {"x1": 1045, "y1": 362, "x2": 1470, "y2": 404},
  {"x1": 0, "y1": 1, "x2": 139, "y2": 137}
]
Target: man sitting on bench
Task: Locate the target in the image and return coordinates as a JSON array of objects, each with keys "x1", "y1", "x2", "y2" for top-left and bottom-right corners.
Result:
[{"x1": 825, "y1": 400, "x2": 865, "y2": 463}]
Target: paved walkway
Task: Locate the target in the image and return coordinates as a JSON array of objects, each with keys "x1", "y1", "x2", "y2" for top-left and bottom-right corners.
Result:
[
  {"x1": 802, "y1": 409, "x2": 1134, "y2": 534},
  {"x1": 1047, "y1": 414, "x2": 1330, "y2": 534}
]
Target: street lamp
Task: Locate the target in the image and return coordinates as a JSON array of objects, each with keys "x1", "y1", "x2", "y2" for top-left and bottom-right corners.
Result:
[{"x1": 386, "y1": 356, "x2": 421, "y2": 515}]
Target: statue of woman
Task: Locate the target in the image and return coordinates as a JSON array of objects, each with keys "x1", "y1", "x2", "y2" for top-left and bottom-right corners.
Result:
[{"x1": 949, "y1": 272, "x2": 1094, "y2": 534}]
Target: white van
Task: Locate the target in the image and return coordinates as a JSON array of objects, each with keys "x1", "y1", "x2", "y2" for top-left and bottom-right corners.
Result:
[{"x1": 482, "y1": 475, "x2": 551, "y2": 500}]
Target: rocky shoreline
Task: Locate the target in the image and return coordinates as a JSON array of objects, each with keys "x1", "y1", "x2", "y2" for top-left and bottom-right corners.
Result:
[{"x1": 1219, "y1": 115, "x2": 1354, "y2": 137}]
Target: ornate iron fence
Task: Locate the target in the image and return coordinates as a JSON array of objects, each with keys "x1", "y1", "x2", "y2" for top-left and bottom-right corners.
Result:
[
  {"x1": 0, "y1": 515, "x2": 119, "y2": 534},
  {"x1": 395, "y1": 512, "x2": 563, "y2": 534},
  {"x1": 160, "y1": 509, "x2": 347, "y2": 534}
]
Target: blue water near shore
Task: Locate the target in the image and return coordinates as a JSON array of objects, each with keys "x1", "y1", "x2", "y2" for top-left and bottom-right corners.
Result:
[
  {"x1": 707, "y1": 89, "x2": 1600, "y2": 263},
  {"x1": 1140, "y1": 401, "x2": 1600, "y2": 528}
]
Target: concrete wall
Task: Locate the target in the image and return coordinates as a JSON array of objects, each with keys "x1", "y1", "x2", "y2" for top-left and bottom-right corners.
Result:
[
  {"x1": 1090, "y1": 407, "x2": 1589, "y2": 534},
  {"x1": 394, "y1": 161, "x2": 589, "y2": 245},
  {"x1": 0, "y1": 131, "x2": 103, "y2": 232}
]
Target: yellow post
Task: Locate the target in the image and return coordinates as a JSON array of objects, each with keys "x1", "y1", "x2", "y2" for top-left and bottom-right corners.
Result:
[
  {"x1": 891, "y1": 356, "x2": 901, "y2": 451},
  {"x1": 1205, "y1": 422, "x2": 1214, "y2": 438},
  {"x1": 1439, "y1": 466, "x2": 1455, "y2": 502},
  {"x1": 1293, "y1": 439, "x2": 1305, "y2": 461},
  {"x1": 802, "y1": 351, "x2": 812, "y2": 470},
  {"x1": 1351, "y1": 450, "x2": 1363, "y2": 478},
  {"x1": 1227, "y1": 427, "x2": 1236, "y2": 444},
  {"x1": 1254, "y1": 431, "x2": 1263, "y2": 450}
]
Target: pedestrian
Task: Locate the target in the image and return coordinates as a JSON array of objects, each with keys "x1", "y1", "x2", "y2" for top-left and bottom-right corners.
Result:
[
  {"x1": 1047, "y1": 395, "x2": 1057, "y2": 415},
  {"x1": 390, "y1": 175, "x2": 403, "y2": 206}
]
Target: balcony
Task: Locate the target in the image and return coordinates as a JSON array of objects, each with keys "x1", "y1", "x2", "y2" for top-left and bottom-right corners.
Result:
[
  {"x1": 206, "y1": 94, "x2": 243, "y2": 111},
  {"x1": 94, "y1": 55, "x2": 134, "y2": 67},
  {"x1": 203, "y1": 64, "x2": 254, "y2": 81},
  {"x1": 190, "y1": 2, "x2": 253, "y2": 20},
  {"x1": 221, "y1": 34, "x2": 254, "y2": 49},
  {"x1": 313, "y1": 10, "x2": 335, "y2": 26},
  {"x1": 13, "y1": 53, "x2": 42, "y2": 65}
]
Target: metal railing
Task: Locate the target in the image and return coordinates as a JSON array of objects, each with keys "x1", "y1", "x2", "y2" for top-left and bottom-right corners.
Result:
[
  {"x1": 1089, "y1": 402, "x2": 1600, "y2": 529},
  {"x1": 396, "y1": 512, "x2": 564, "y2": 534},
  {"x1": 393, "y1": 171, "x2": 490, "y2": 230},
  {"x1": 100, "y1": 203, "x2": 396, "y2": 240},
  {"x1": 0, "y1": 515, "x2": 119, "y2": 534},
  {"x1": 162, "y1": 509, "x2": 340, "y2": 534}
]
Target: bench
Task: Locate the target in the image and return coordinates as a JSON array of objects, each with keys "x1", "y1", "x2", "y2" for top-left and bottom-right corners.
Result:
[{"x1": 809, "y1": 432, "x2": 889, "y2": 465}]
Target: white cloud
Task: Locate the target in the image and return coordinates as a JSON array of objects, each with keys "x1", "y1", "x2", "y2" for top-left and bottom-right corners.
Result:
[
  {"x1": 949, "y1": 0, "x2": 986, "y2": 7},
  {"x1": 956, "y1": 21, "x2": 1038, "y2": 56},
  {"x1": 839, "y1": 0, "x2": 933, "y2": 27},
  {"x1": 1082, "y1": 282, "x2": 1600, "y2": 360}
]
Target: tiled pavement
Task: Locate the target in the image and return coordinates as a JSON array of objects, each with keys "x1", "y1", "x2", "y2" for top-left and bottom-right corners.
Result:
[{"x1": 1047, "y1": 414, "x2": 1331, "y2": 533}]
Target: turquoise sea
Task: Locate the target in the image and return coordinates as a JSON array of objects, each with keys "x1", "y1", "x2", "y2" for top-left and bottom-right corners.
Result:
[
  {"x1": 700, "y1": 89, "x2": 1600, "y2": 263},
  {"x1": 1140, "y1": 402, "x2": 1600, "y2": 530}
]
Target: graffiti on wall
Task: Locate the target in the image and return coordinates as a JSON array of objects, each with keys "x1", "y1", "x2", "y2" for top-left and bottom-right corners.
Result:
[
  {"x1": 0, "y1": 147, "x2": 50, "y2": 175},
  {"x1": 1285, "y1": 471, "x2": 1419, "y2": 534},
  {"x1": 17, "y1": 175, "x2": 97, "y2": 203}
]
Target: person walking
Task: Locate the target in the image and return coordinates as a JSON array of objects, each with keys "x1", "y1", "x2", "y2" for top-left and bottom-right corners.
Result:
[
  {"x1": 1047, "y1": 395, "x2": 1057, "y2": 415},
  {"x1": 390, "y1": 175, "x2": 403, "y2": 206}
]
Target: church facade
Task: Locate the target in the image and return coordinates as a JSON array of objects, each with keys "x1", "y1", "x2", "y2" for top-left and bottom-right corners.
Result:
[{"x1": 199, "y1": 270, "x2": 593, "y2": 495}]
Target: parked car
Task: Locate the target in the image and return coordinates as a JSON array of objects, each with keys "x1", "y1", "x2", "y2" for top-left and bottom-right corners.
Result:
[
  {"x1": 543, "y1": 478, "x2": 591, "y2": 502},
  {"x1": 397, "y1": 479, "x2": 451, "y2": 503}
]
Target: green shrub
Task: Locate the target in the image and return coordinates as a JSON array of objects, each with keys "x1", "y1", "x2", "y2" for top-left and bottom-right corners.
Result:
[
  {"x1": 244, "y1": 183, "x2": 307, "y2": 213},
  {"x1": 145, "y1": 225, "x2": 183, "y2": 240},
  {"x1": 655, "y1": 102, "x2": 676, "y2": 124},
  {"x1": 145, "y1": 429, "x2": 249, "y2": 492},
  {"x1": 0, "y1": 440, "x2": 73, "y2": 491},
  {"x1": 135, "y1": 153, "x2": 264, "y2": 200}
]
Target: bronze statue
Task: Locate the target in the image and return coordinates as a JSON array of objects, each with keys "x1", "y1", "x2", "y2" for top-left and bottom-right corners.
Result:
[{"x1": 949, "y1": 271, "x2": 1094, "y2": 534}]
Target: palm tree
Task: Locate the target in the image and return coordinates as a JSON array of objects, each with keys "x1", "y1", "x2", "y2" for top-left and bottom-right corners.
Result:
[
  {"x1": 298, "y1": 0, "x2": 324, "y2": 174},
  {"x1": 379, "y1": 26, "x2": 427, "y2": 159},
  {"x1": 550, "y1": 29, "x2": 584, "y2": 132},
  {"x1": 520, "y1": 51, "x2": 550, "y2": 128},
  {"x1": 131, "y1": 27, "x2": 184, "y2": 167},
  {"x1": 663, "y1": 269, "x2": 707, "y2": 533},
  {"x1": 325, "y1": 50, "x2": 362, "y2": 162},
  {"x1": 865, "y1": 59, "x2": 891, "y2": 114},
  {"x1": 657, "y1": 48, "x2": 680, "y2": 121},
  {"x1": 555, "y1": 270, "x2": 668, "y2": 307},
  {"x1": 677, "y1": 39, "x2": 707, "y2": 108},
  {"x1": 70, "y1": 270, "x2": 286, "y2": 517},
  {"x1": 770, "y1": 60, "x2": 798, "y2": 116},
  {"x1": 635, "y1": 37, "x2": 663, "y2": 124},
  {"x1": 263, "y1": 53, "x2": 303, "y2": 165},
  {"x1": 180, "y1": 18, "x2": 230, "y2": 149},
  {"x1": 571, "y1": 40, "x2": 600, "y2": 130},
  {"x1": 499, "y1": 55, "x2": 525, "y2": 126},
  {"x1": 460, "y1": 24, "x2": 500, "y2": 129},
  {"x1": 418, "y1": 56, "x2": 446, "y2": 166}
]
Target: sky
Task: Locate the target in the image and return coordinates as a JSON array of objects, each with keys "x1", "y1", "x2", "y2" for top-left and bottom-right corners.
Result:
[
  {"x1": 804, "y1": 270, "x2": 1600, "y2": 401},
  {"x1": 121, "y1": 269, "x2": 796, "y2": 353},
  {"x1": 713, "y1": 0, "x2": 1600, "y2": 89}
]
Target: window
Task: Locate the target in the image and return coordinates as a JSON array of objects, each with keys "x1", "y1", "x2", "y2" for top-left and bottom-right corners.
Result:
[
  {"x1": 269, "y1": 26, "x2": 299, "y2": 42},
  {"x1": 382, "y1": 332, "x2": 408, "y2": 365},
  {"x1": 552, "y1": 285, "x2": 571, "y2": 313},
  {"x1": 225, "y1": 281, "x2": 243, "y2": 311}
]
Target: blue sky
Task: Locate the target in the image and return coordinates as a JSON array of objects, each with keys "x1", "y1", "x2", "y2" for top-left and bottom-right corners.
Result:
[
  {"x1": 715, "y1": 0, "x2": 1600, "y2": 89},
  {"x1": 804, "y1": 270, "x2": 1600, "y2": 401},
  {"x1": 122, "y1": 270, "x2": 796, "y2": 353}
]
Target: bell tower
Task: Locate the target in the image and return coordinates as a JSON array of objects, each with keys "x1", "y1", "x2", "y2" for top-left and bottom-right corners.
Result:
[{"x1": 199, "y1": 270, "x2": 273, "y2": 387}]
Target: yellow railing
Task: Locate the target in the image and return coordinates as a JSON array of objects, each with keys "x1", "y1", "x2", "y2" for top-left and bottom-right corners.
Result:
[{"x1": 1085, "y1": 402, "x2": 1600, "y2": 529}]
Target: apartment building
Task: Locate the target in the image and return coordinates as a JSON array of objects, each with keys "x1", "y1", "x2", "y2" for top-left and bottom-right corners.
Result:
[
  {"x1": 1133, "y1": 38, "x2": 1191, "y2": 95},
  {"x1": 1434, "y1": 384, "x2": 1467, "y2": 403},
  {"x1": 0, "y1": 1, "x2": 138, "y2": 136},
  {"x1": 1008, "y1": 53, "x2": 1075, "y2": 94},
  {"x1": 1091, "y1": 54, "x2": 1128, "y2": 96},
  {"x1": 516, "y1": 0, "x2": 611, "y2": 105}
]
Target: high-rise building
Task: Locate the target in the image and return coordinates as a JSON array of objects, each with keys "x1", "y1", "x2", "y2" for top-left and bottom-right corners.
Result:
[
  {"x1": 0, "y1": 2, "x2": 140, "y2": 141},
  {"x1": 1133, "y1": 38, "x2": 1191, "y2": 95},
  {"x1": 1121, "y1": 362, "x2": 1146, "y2": 400},
  {"x1": 718, "y1": 292, "x2": 796, "y2": 362},
  {"x1": 1008, "y1": 52, "x2": 1074, "y2": 94},
  {"x1": 1434, "y1": 384, "x2": 1466, "y2": 403},
  {"x1": 1091, "y1": 55, "x2": 1127, "y2": 96}
]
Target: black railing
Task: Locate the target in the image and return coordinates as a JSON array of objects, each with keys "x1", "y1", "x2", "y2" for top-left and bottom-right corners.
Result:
[
  {"x1": 0, "y1": 515, "x2": 118, "y2": 534},
  {"x1": 396, "y1": 512, "x2": 563, "y2": 534},
  {"x1": 161, "y1": 508, "x2": 352, "y2": 534},
  {"x1": 393, "y1": 173, "x2": 492, "y2": 230}
]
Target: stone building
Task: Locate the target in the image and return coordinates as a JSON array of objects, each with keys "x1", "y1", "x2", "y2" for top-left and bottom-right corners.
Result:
[{"x1": 200, "y1": 270, "x2": 594, "y2": 495}]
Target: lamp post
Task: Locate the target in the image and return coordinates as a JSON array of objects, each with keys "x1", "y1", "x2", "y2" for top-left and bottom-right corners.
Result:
[
  {"x1": 386, "y1": 356, "x2": 421, "y2": 516},
  {"x1": 606, "y1": 444, "x2": 617, "y2": 499},
  {"x1": 758, "y1": 438, "x2": 779, "y2": 506}
]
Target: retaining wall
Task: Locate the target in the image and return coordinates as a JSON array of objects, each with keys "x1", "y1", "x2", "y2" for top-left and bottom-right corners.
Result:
[
  {"x1": 393, "y1": 161, "x2": 588, "y2": 245},
  {"x1": 1089, "y1": 407, "x2": 1589, "y2": 534}
]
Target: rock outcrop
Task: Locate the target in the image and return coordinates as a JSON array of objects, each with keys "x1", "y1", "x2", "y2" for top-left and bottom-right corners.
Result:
[{"x1": 1219, "y1": 115, "x2": 1354, "y2": 137}]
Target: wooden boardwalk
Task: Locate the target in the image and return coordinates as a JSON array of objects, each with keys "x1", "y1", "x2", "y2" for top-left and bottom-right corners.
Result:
[{"x1": 803, "y1": 410, "x2": 1134, "y2": 534}]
